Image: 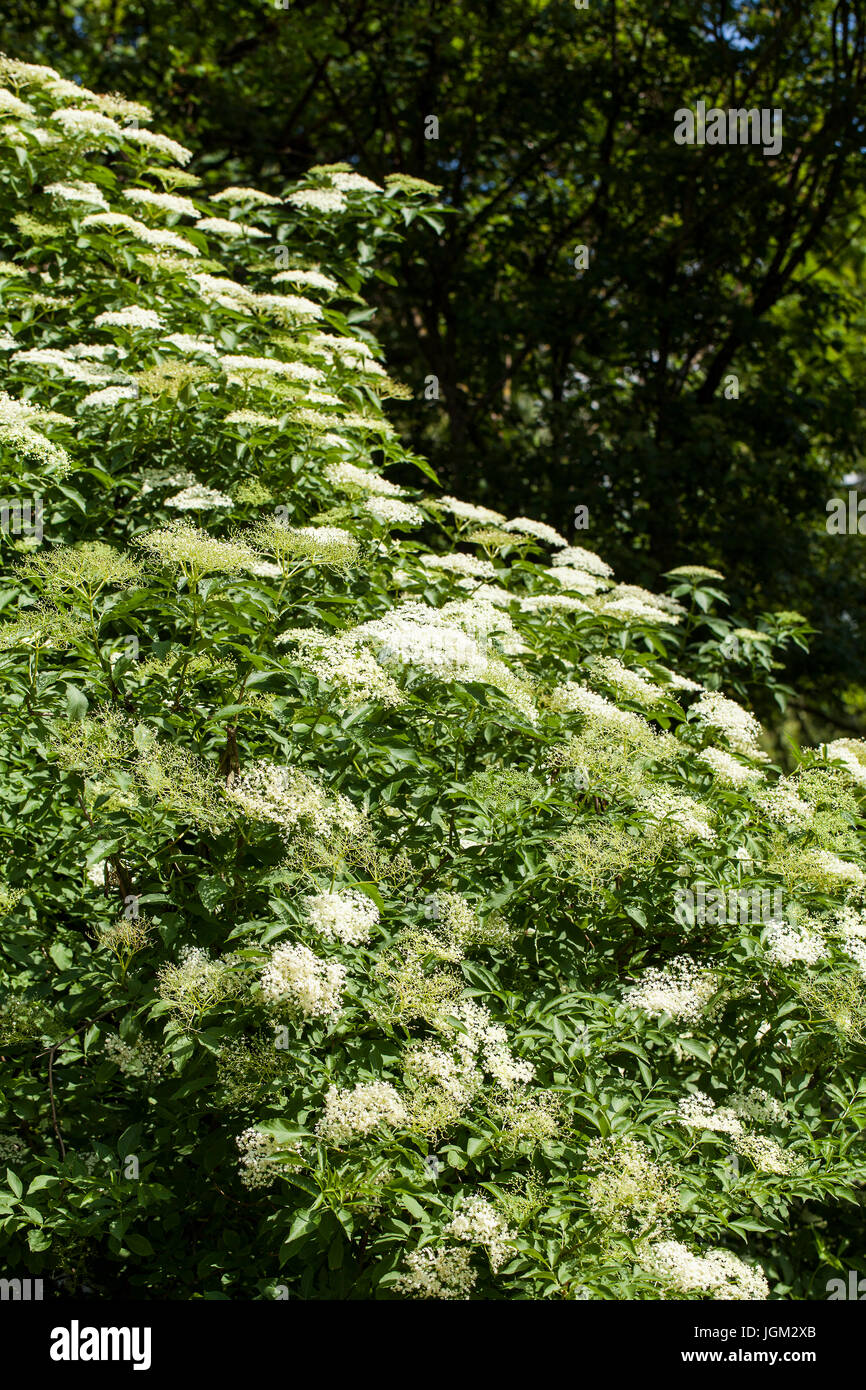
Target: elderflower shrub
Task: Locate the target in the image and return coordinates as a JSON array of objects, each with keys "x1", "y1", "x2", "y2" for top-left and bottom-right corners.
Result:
[{"x1": 3, "y1": 59, "x2": 866, "y2": 1305}]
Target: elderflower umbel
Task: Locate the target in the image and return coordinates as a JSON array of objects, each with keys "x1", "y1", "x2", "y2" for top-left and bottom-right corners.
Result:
[
  {"x1": 213, "y1": 186, "x2": 282, "y2": 205},
  {"x1": 623, "y1": 957, "x2": 721, "y2": 1023},
  {"x1": 764, "y1": 919, "x2": 826, "y2": 967},
  {"x1": 288, "y1": 188, "x2": 347, "y2": 215},
  {"x1": 732, "y1": 1132, "x2": 802, "y2": 1176},
  {"x1": 303, "y1": 888, "x2": 379, "y2": 945},
  {"x1": 697, "y1": 746, "x2": 760, "y2": 787},
  {"x1": 325, "y1": 460, "x2": 405, "y2": 497},
  {"x1": 640, "y1": 789, "x2": 716, "y2": 845},
  {"x1": 273, "y1": 267, "x2": 340, "y2": 293},
  {"x1": 44, "y1": 180, "x2": 109, "y2": 210},
  {"x1": 552, "y1": 545, "x2": 613, "y2": 577},
  {"x1": 549, "y1": 567, "x2": 608, "y2": 595},
  {"x1": 639, "y1": 1241, "x2": 768, "y2": 1300},
  {"x1": 135, "y1": 520, "x2": 256, "y2": 576},
  {"x1": 157, "y1": 946, "x2": 242, "y2": 1024},
  {"x1": 94, "y1": 306, "x2": 164, "y2": 331},
  {"x1": 588, "y1": 656, "x2": 662, "y2": 707},
  {"x1": 226, "y1": 760, "x2": 366, "y2": 839},
  {"x1": 316, "y1": 1080, "x2": 407, "y2": 1146},
  {"x1": 250, "y1": 520, "x2": 360, "y2": 570},
  {"x1": 824, "y1": 738, "x2": 866, "y2": 787},
  {"x1": 123, "y1": 187, "x2": 198, "y2": 218},
  {"x1": 596, "y1": 595, "x2": 681, "y2": 626},
  {"x1": 165, "y1": 484, "x2": 233, "y2": 511},
  {"x1": 365, "y1": 497, "x2": 424, "y2": 528},
  {"x1": 235, "y1": 1127, "x2": 294, "y2": 1189},
  {"x1": 421, "y1": 552, "x2": 497, "y2": 581},
  {"x1": 675, "y1": 1091, "x2": 743, "y2": 1135},
  {"x1": 124, "y1": 127, "x2": 193, "y2": 164},
  {"x1": 445, "y1": 1195, "x2": 514, "y2": 1272},
  {"x1": 690, "y1": 691, "x2": 763, "y2": 754},
  {"x1": 585, "y1": 1136, "x2": 679, "y2": 1236},
  {"x1": 279, "y1": 627, "x2": 405, "y2": 707},
  {"x1": 435, "y1": 495, "x2": 507, "y2": 526},
  {"x1": 393, "y1": 1245, "x2": 477, "y2": 1300},
  {"x1": 501, "y1": 516, "x2": 567, "y2": 547},
  {"x1": 259, "y1": 941, "x2": 345, "y2": 1020}
]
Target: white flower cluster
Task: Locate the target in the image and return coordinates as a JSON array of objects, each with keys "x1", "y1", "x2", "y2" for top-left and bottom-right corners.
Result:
[
  {"x1": 824, "y1": 738, "x2": 866, "y2": 786},
  {"x1": 502, "y1": 516, "x2": 567, "y2": 546},
  {"x1": 549, "y1": 682, "x2": 649, "y2": 736},
  {"x1": 156, "y1": 946, "x2": 241, "y2": 1020},
  {"x1": 365, "y1": 496, "x2": 424, "y2": 528},
  {"x1": 588, "y1": 656, "x2": 662, "y2": 707},
  {"x1": 611, "y1": 583, "x2": 685, "y2": 617},
  {"x1": 352, "y1": 601, "x2": 535, "y2": 721},
  {"x1": 260, "y1": 941, "x2": 346, "y2": 1020},
  {"x1": 697, "y1": 746, "x2": 760, "y2": 787},
  {"x1": 195, "y1": 215, "x2": 268, "y2": 239},
  {"x1": 213, "y1": 186, "x2": 282, "y2": 205},
  {"x1": 640, "y1": 1241, "x2": 769, "y2": 1300},
  {"x1": 45, "y1": 179, "x2": 109, "y2": 209},
  {"x1": 325, "y1": 170, "x2": 383, "y2": 193},
  {"x1": 94, "y1": 306, "x2": 163, "y2": 331},
  {"x1": 657, "y1": 667, "x2": 705, "y2": 693},
  {"x1": 403, "y1": 1041, "x2": 480, "y2": 1111},
  {"x1": 235, "y1": 1127, "x2": 287, "y2": 1189},
  {"x1": 103, "y1": 1032, "x2": 166, "y2": 1079},
  {"x1": 278, "y1": 626, "x2": 405, "y2": 707},
  {"x1": 729, "y1": 1087, "x2": 788, "y2": 1127},
  {"x1": 164, "y1": 333, "x2": 217, "y2": 356},
  {"x1": 585, "y1": 1135, "x2": 678, "y2": 1234},
  {"x1": 733, "y1": 1132, "x2": 801, "y2": 1176},
  {"x1": 136, "y1": 520, "x2": 256, "y2": 575},
  {"x1": 436, "y1": 495, "x2": 506, "y2": 526},
  {"x1": 519, "y1": 594, "x2": 589, "y2": 614},
  {"x1": 393, "y1": 1245, "x2": 477, "y2": 1300},
  {"x1": 123, "y1": 187, "x2": 198, "y2": 218},
  {"x1": 690, "y1": 691, "x2": 763, "y2": 754},
  {"x1": 596, "y1": 594, "x2": 681, "y2": 625},
  {"x1": 273, "y1": 267, "x2": 340, "y2": 293},
  {"x1": 261, "y1": 522, "x2": 360, "y2": 569},
  {"x1": 675, "y1": 1091, "x2": 743, "y2": 1135},
  {"x1": 640, "y1": 789, "x2": 716, "y2": 845},
  {"x1": 316, "y1": 1080, "x2": 407, "y2": 1146},
  {"x1": 219, "y1": 354, "x2": 323, "y2": 382},
  {"x1": 809, "y1": 850, "x2": 866, "y2": 891},
  {"x1": 444, "y1": 1195, "x2": 513, "y2": 1272},
  {"x1": 288, "y1": 188, "x2": 347, "y2": 215},
  {"x1": 226, "y1": 760, "x2": 366, "y2": 839},
  {"x1": 549, "y1": 567, "x2": 608, "y2": 594},
  {"x1": 421, "y1": 552, "x2": 497, "y2": 580},
  {"x1": 80, "y1": 385, "x2": 138, "y2": 410},
  {"x1": 623, "y1": 957, "x2": 720, "y2": 1023},
  {"x1": 552, "y1": 545, "x2": 613, "y2": 577},
  {"x1": 752, "y1": 782, "x2": 813, "y2": 832},
  {"x1": 166, "y1": 483, "x2": 233, "y2": 512},
  {"x1": 303, "y1": 888, "x2": 379, "y2": 945},
  {"x1": 324, "y1": 460, "x2": 405, "y2": 497},
  {"x1": 444, "y1": 998, "x2": 534, "y2": 1090},
  {"x1": 764, "y1": 919, "x2": 826, "y2": 967}
]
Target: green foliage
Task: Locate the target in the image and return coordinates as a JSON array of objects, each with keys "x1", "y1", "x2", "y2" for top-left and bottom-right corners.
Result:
[
  {"x1": 0, "y1": 59, "x2": 865, "y2": 1303},
  {"x1": 4, "y1": 0, "x2": 866, "y2": 719}
]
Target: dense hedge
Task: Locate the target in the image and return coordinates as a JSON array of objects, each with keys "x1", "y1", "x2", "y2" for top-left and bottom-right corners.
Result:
[{"x1": 0, "y1": 59, "x2": 865, "y2": 1301}]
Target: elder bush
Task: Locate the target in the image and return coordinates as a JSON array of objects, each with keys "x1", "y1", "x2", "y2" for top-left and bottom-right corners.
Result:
[{"x1": 0, "y1": 58, "x2": 865, "y2": 1301}]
